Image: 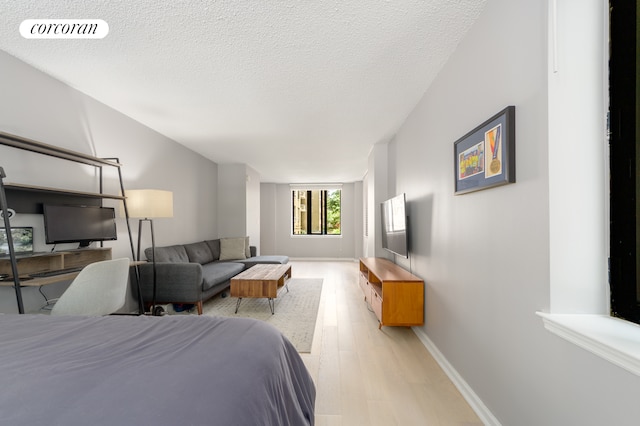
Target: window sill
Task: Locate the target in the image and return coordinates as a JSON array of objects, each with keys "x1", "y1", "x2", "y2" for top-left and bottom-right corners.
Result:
[
  {"x1": 537, "y1": 312, "x2": 640, "y2": 376},
  {"x1": 290, "y1": 234, "x2": 342, "y2": 238}
]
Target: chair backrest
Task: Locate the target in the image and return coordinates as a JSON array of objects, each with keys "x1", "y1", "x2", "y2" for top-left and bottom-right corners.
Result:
[{"x1": 51, "y1": 258, "x2": 130, "y2": 316}]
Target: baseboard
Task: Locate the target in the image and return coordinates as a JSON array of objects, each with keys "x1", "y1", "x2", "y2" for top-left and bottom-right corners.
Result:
[{"x1": 412, "y1": 327, "x2": 501, "y2": 426}]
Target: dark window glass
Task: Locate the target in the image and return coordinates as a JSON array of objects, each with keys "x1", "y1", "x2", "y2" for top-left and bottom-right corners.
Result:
[{"x1": 609, "y1": 0, "x2": 640, "y2": 324}]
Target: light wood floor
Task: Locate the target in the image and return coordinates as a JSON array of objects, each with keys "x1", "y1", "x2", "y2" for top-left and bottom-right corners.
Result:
[{"x1": 292, "y1": 260, "x2": 483, "y2": 426}]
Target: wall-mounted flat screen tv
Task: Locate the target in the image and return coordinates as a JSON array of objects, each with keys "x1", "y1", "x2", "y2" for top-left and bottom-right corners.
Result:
[
  {"x1": 380, "y1": 193, "x2": 408, "y2": 258},
  {"x1": 43, "y1": 204, "x2": 117, "y2": 248}
]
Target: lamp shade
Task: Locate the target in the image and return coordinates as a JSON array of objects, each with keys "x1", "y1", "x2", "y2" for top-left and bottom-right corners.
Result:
[{"x1": 125, "y1": 189, "x2": 173, "y2": 219}]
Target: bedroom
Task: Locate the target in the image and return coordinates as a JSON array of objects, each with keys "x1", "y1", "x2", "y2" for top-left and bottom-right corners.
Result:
[{"x1": 1, "y1": 1, "x2": 640, "y2": 425}]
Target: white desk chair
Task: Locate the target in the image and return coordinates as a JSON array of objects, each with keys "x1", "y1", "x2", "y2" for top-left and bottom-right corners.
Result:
[{"x1": 50, "y1": 258, "x2": 130, "y2": 316}]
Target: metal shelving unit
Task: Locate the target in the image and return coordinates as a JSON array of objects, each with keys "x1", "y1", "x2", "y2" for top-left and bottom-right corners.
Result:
[{"x1": 0, "y1": 131, "x2": 141, "y2": 314}]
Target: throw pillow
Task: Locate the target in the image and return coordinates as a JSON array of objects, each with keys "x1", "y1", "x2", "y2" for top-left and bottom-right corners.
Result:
[
  {"x1": 245, "y1": 236, "x2": 251, "y2": 258},
  {"x1": 219, "y1": 237, "x2": 247, "y2": 260}
]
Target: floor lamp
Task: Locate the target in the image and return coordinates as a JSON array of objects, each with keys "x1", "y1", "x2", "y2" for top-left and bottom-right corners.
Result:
[{"x1": 126, "y1": 189, "x2": 173, "y2": 316}]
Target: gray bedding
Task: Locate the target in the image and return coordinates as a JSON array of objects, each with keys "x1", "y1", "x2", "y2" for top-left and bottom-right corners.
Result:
[{"x1": 0, "y1": 314, "x2": 315, "y2": 425}]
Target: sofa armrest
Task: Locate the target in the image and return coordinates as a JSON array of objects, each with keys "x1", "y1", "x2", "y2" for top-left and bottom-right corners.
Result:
[{"x1": 136, "y1": 262, "x2": 203, "y2": 302}]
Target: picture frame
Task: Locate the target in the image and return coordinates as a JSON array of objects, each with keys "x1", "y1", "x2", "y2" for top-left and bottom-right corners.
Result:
[{"x1": 454, "y1": 106, "x2": 515, "y2": 195}]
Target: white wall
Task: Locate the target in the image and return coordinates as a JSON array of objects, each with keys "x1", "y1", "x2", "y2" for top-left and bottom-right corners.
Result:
[
  {"x1": 260, "y1": 182, "x2": 359, "y2": 259},
  {"x1": 0, "y1": 50, "x2": 219, "y2": 313},
  {"x1": 246, "y1": 166, "x2": 261, "y2": 253},
  {"x1": 365, "y1": 143, "x2": 390, "y2": 259},
  {"x1": 352, "y1": 180, "x2": 364, "y2": 260},
  {"x1": 386, "y1": 0, "x2": 640, "y2": 425},
  {"x1": 217, "y1": 164, "x2": 247, "y2": 238},
  {"x1": 260, "y1": 183, "x2": 277, "y2": 255},
  {"x1": 217, "y1": 164, "x2": 261, "y2": 251}
]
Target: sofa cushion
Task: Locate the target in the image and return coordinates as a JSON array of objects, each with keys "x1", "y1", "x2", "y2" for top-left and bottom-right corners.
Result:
[
  {"x1": 234, "y1": 255, "x2": 289, "y2": 269},
  {"x1": 145, "y1": 245, "x2": 189, "y2": 263},
  {"x1": 205, "y1": 239, "x2": 221, "y2": 261},
  {"x1": 219, "y1": 237, "x2": 247, "y2": 260},
  {"x1": 184, "y1": 241, "x2": 214, "y2": 264},
  {"x1": 200, "y1": 262, "x2": 244, "y2": 291}
]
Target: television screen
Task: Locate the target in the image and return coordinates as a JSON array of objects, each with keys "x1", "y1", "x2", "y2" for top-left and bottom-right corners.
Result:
[
  {"x1": 0, "y1": 227, "x2": 34, "y2": 255},
  {"x1": 43, "y1": 205, "x2": 117, "y2": 248},
  {"x1": 380, "y1": 193, "x2": 408, "y2": 258}
]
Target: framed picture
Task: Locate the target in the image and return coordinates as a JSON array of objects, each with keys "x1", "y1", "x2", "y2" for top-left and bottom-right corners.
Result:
[{"x1": 454, "y1": 106, "x2": 515, "y2": 195}]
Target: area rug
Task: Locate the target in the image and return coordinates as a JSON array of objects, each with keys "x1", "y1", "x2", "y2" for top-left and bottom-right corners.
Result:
[{"x1": 200, "y1": 278, "x2": 323, "y2": 353}]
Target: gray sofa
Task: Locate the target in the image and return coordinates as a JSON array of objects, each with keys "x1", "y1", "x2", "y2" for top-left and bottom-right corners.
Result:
[{"x1": 136, "y1": 238, "x2": 288, "y2": 314}]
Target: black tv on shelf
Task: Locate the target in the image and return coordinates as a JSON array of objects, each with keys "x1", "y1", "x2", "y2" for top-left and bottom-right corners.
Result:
[
  {"x1": 380, "y1": 193, "x2": 409, "y2": 258},
  {"x1": 43, "y1": 204, "x2": 117, "y2": 248}
]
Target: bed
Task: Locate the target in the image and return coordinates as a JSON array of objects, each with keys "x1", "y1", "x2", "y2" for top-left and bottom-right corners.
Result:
[{"x1": 0, "y1": 314, "x2": 315, "y2": 425}]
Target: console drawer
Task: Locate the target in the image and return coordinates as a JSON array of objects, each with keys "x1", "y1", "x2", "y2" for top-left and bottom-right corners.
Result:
[{"x1": 359, "y1": 272, "x2": 368, "y2": 294}]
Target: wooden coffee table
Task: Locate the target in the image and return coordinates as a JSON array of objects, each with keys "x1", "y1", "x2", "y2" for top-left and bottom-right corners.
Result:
[{"x1": 230, "y1": 264, "x2": 291, "y2": 314}]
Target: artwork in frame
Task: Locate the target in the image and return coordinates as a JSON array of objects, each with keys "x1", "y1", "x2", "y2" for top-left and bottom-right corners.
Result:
[{"x1": 454, "y1": 106, "x2": 515, "y2": 195}]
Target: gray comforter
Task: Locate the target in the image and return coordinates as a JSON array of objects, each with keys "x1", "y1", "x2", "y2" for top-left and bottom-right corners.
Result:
[{"x1": 0, "y1": 314, "x2": 315, "y2": 425}]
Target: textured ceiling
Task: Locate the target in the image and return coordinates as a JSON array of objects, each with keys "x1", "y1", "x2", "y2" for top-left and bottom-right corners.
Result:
[{"x1": 0, "y1": 0, "x2": 486, "y2": 183}]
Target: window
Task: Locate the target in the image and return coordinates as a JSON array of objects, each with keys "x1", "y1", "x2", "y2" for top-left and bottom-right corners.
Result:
[
  {"x1": 292, "y1": 188, "x2": 341, "y2": 235},
  {"x1": 538, "y1": 1, "x2": 640, "y2": 377},
  {"x1": 609, "y1": 0, "x2": 640, "y2": 324}
]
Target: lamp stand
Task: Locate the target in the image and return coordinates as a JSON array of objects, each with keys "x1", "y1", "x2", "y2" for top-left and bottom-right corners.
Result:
[{"x1": 136, "y1": 218, "x2": 163, "y2": 316}]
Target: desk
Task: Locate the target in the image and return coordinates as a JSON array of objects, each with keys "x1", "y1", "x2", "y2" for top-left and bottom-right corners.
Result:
[{"x1": 0, "y1": 248, "x2": 112, "y2": 288}]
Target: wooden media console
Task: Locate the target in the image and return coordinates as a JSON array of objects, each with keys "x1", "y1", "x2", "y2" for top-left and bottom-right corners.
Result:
[{"x1": 359, "y1": 257, "x2": 424, "y2": 329}]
